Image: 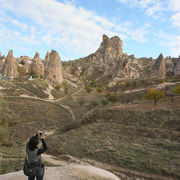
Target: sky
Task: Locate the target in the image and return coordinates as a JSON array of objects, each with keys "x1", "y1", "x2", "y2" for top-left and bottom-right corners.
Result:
[{"x1": 0, "y1": 0, "x2": 180, "y2": 61}]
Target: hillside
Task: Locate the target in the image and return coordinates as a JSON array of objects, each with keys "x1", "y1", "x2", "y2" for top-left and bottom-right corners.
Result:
[
  {"x1": 0, "y1": 34, "x2": 180, "y2": 180},
  {"x1": 0, "y1": 76, "x2": 180, "y2": 180}
]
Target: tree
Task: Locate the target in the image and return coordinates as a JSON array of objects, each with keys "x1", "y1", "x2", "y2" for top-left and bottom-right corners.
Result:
[
  {"x1": 143, "y1": 88, "x2": 165, "y2": 105},
  {"x1": 174, "y1": 85, "x2": 180, "y2": 95}
]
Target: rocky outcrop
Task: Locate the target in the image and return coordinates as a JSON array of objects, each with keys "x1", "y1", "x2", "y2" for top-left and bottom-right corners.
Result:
[
  {"x1": 65, "y1": 35, "x2": 142, "y2": 80},
  {"x1": 152, "y1": 54, "x2": 166, "y2": 78},
  {"x1": 45, "y1": 50, "x2": 63, "y2": 84},
  {"x1": 93, "y1": 34, "x2": 123, "y2": 63},
  {"x1": 30, "y1": 52, "x2": 44, "y2": 77},
  {"x1": 44, "y1": 51, "x2": 50, "y2": 68},
  {"x1": 173, "y1": 56, "x2": 180, "y2": 75},
  {"x1": 3, "y1": 50, "x2": 18, "y2": 77}
]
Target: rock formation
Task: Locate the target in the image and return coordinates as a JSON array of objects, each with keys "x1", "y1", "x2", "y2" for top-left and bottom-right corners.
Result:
[
  {"x1": 45, "y1": 50, "x2": 63, "y2": 84},
  {"x1": 63, "y1": 34, "x2": 180, "y2": 82},
  {"x1": 0, "y1": 51, "x2": 2, "y2": 57},
  {"x1": 3, "y1": 50, "x2": 18, "y2": 77},
  {"x1": 30, "y1": 52, "x2": 45, "y2": 77},
  {"x1": 93, "y1": 34, "x2": 123, "y2": 63},
  {"x1": 152, "y1": 53, "x2": 166, "y2": 78},
  {"x1": 65, "y1": 35, "x2": 141, "y2": 80},
  {"x1": 44, "y1": 51, "x2": 50, "y2": 68}
]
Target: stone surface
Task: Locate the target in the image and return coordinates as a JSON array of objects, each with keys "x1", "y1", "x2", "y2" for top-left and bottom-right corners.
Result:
[
  {"x1": 44, "y1": 51, "x2": 50, "y2": 68},
  {"x1": 152, "y1": 53, "x2": 166, "y2": 78},
  {"x1": 45, "y1": 50, "x2": 63, "y2": 84},
  {"x1": 64, "y1": 34, "x2": 180, "y2": 81},
  {"x1": 3, "y1": 50, "x2": 18, "y2": 77},
  {"x1": 0, "y1": 166, "x2": 120, "y2": 180},
  {"x1": 30, "y1": 52, "x2": 45, "y2": 77}
]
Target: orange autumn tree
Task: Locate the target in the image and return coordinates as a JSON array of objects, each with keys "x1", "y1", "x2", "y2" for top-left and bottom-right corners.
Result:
[{"x1": 144, "y1": 88, "x2": 165, "y2": 105}]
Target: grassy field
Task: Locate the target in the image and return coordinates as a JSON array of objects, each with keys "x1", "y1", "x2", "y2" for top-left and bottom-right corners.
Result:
[
  {"x1": 46, "y1": 104, "x2": 180, "y2": 179},
  {"x1": 0, "y1": 79, "x2": 180, "y2": 180}
]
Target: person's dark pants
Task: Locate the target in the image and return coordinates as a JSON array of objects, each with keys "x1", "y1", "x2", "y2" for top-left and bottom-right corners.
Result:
[{"x1": 28, "y1": 167, "x2": 45, "y2": 180}]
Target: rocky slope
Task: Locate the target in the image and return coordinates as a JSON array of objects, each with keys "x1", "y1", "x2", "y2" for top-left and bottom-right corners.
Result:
[
  {"x1": 0, "y1": 34, "x2": 180, "y2": 84},
  {"x1": 63, "y1": 35, "x2": 180, "y2": 83}
]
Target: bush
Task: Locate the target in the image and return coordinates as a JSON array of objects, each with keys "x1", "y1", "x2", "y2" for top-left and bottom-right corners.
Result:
[
  {"x1": 107, "y1": 94, "x2": 118, "y2": 103},
  {"x1": 85, "y1": 86, "x2": 92, "y2": 93},
  {"x1": 102, "y1": 99, "x2": 109, "y2": 105},
  {"x1": 54, "y1": 85, "x2": 62, "y2": 90},
  {"x1": 96, "y1": 88, "x2": 103, "y2": 92},
  {"x1": 174, "y1": 85, "x2": 180, "y2": 95}
]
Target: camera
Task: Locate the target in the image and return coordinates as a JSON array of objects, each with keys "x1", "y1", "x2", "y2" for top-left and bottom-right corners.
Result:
[{"x1": 39, "y1": 131, "x2": 43, "y2": 136}]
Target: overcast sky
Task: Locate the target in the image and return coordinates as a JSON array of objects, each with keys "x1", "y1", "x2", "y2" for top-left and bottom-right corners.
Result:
[{"x1": 0, "y1": 0, "x2": 179, "y2": 60}]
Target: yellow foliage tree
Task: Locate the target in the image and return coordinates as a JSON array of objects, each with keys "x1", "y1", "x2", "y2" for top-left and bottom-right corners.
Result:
[
  {"x1": 144, "y1": 88, "x2": 165, "y2": 105},
  {"x1": 174, "y1": 85, "x2": 180, "y2": 95}
]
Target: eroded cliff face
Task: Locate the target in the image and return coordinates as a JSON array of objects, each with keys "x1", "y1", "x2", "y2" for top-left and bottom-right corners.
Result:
[
  {"x1": 45, "y1": 50, "x2": 63, "y2": 84},
  {"x1": 3, "y1": 50, "x2": 18, "y2": 78},
  {"x1": 63, "y1": 34, "x2": 180, "y2": 81},
  {"x1": 64, "y1": 35, "x2": 153, "y2": 80},
  {"x1": 0, "y1": 34, "x2": 179, "y2": 81}
]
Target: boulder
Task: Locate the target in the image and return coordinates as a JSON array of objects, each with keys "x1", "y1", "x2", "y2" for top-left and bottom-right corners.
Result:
[
  {"x1": 45, "y1": 50, "x2": 63, "y2": 84},
  {"x1": 0, "y1": 166, "x2": 120, "y2": 180},
  {"x1": 3, "y1": 50, "x2": 18, "y2": 78}
]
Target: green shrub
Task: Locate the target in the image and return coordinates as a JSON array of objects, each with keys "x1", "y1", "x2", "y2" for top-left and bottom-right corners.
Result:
[
  {"x1": 107, "y1": 94, "x2": 118, "y2": 103},
  {"x1": 85, "y1": 86, "x2": 92, "y2": 93},
  {"x1": 102, "y1": 99, "x2": 109, "y2": 105},
  {"x1": 174, "y1": 85, "x2": 180, "y2": 95},
  {"x1": 54, "y1": 85, "x2": 62, "y2": 90},
  {"x1": 96, "y1": 88, "x2": 103, "y2": 92}
]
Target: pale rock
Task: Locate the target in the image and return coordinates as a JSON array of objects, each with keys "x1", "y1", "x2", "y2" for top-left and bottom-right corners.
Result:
[
  {"x1": 44, "y1": 51, "x2": 50, "y2": 68},
  {"x1": 30, "y1": 52, "x2": 45, "y2": 77},
  {"x1": 45, "y1": 50, "x2": 63, "y2": 84},
  {"x1": 152, "y1": 53, "x2": 166, "y2": 78},
  {"x1": 3, "y1": 50, "x2": 18, "y2": 77}
]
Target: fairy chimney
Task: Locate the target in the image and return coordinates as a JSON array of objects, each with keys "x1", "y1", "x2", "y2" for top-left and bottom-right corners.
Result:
[
  {"x1": 3, "y1": 50, "x2": 18, "y2": 77},
  {"x1": 30, "y1": 52, "x2": 45, "y2": 77},
  {"x1": 45, "y1": 50, "x2": 63, "y2": 84}
]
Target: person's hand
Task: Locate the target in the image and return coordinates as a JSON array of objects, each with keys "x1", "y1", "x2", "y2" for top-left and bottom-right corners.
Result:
[
  {"x1": 40, "y1": 134, "x2": 45, "y2": 140},
  {"x1": 37, "y1": 131, "x2": 41, "y2": 137}
]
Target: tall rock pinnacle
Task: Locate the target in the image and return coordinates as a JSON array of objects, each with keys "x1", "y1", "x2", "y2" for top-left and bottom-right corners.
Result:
[
  {"x1": 30, "y1": 52, "x2": 45, "y2": 77},
  {"x1": 45, "y1": 50, "x2": 63, "y2": 84},
  {"x1": 3, "y1": 50, "x2": 18, "y2": 77},
  {"x1": 44, "y1": 51, "x2": 50, "y2": 68},
  {"x1": 152, "y1": 53, "x2": 166, "y2": 78}
]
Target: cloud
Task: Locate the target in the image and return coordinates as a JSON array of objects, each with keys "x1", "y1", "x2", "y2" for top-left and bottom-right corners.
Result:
[
  {"x1": 157, "y1": 30, "x2": 180, "y2": 57},
  {"x1": 145, "y1": 2, "x2": 163, "y2": 18},
  {"x1": 168, "y1": 0, "x2": 180, "y2": 11},
  {"x1": 0, "y1": 0, "x2": 129, "y2": 59},
  {"x1": 171, "y1": 12, "x2": 180, "y2": 27},
  {"x1": 118, "y1": 0, "x2": 164, "y2": 18},
  {"x1": 168, "y1": 0, "x2": 180, "y2": 28},
  {"x1": 128, "y1": 24, "x2": 151, "y2": 43}
]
